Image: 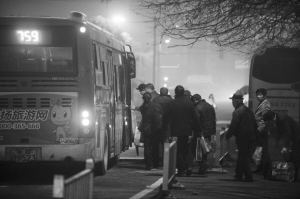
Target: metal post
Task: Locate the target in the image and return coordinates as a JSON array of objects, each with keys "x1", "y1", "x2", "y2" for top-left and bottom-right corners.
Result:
[
  {"x1": 53, "y1": 175, "x2": 64, "y2": 198},
  {"x1": 153, "y1": 18, "x2": 157, "y2": 87},
  {"x1": 86, "y1": 159, "x2": 94, "y2": 199}
]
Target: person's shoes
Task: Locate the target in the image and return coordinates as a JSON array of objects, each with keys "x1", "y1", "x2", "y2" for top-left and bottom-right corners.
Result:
[
  {"x1": 146, "y1": 167, "x2": 156, "y2": 171},
  {"x1": 233, "y1": 177, "x2": 243, "y2": 182},
  {"x1": 252, "y1": 169, "x2": 261, "y2": 174},
  {"x1": 176, "y1": 172, "x2": 184, "y2": 177},
  {"x1": 233, "y1": 175, "x2": 242, "y2": 181},
  {"x1": 198, "y1": 162, "x2": 210, "y2": 175},
  {"x1": 242, "y1": 178, "x2": 254, "y2": 182},
  {"x1": 186, "y1": 168, "x2": 192, "y2": 177}
]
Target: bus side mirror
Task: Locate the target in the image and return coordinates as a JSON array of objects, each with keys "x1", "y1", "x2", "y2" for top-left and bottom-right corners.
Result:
[{"x1": 127, "y1": 52, "x2": 136, "y2": 78}]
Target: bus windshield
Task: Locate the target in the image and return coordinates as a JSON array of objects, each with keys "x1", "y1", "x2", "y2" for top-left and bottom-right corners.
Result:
[
  {"x1": 252, "y1": 48, "x2": 300, "y2": 84},
  {"x1": 0, "y1": 26, "x2": 76, "y2": 76}
]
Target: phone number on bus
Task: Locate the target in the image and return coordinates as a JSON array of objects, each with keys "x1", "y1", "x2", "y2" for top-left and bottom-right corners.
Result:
[{"x1": 0, "y1": 122, "x2": 40, "y2": 130}]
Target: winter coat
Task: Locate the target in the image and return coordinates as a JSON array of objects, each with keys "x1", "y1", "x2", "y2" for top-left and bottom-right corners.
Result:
[
  {"x1": 153, "y1": 94, "x2": 173, "y2": 114},
  {"x1": 226, "y1": 103, "x2": 257, "y2": 144},
  {"x1": 139, "y1": 100, "x2": 163, "y2": 136},
  {"x1": 275, "y1": 113, "x2": 300, "y2": 148},
  {"x1": 164, "y1": 95, "x2": 199, "y2": 137},
  {"x1": 194, "y1": 99, "x2": 216, "y2": 137},
  {"x1": 150, "y1": 91, "x2": 160, "y2": 101},
  {"x1": 255, "y1": 99, "x2": 271, "y2": 132}
]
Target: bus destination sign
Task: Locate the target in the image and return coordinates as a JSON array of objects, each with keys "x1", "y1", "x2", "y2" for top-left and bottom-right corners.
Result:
[
  {"x1": 0, "y1": 28, "x2": 52, "y2": 45},
  {"x1": 15, "y1": 29, "x2": 52, "y2": 45}
]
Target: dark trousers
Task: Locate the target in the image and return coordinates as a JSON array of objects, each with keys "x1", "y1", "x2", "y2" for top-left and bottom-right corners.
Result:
[
  {"x1": 144, "y1": 135, "x2": 153, "y2": 169},
  {"x1": 255, "y1": 131, "x2": 270, "y2": 177},
  {"x1": 189, "y1": 136, "x2": 196, "y2": 163},
  {"x1": 236, "y1": 139, "x2": 255, "y2": 180},
  {"x1": 152, "y1": 133, "x2": 163, "y2": 168},
  {"x1": 177, "y1": 136, "x2": 191, "y2": 174},
  {"x1": 144, "y1": 133, "x2": 163, "y2": 169}
]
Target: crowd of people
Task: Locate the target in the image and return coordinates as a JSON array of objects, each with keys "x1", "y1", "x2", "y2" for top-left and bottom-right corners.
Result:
[
  {"x1": 132, "y1": 84, "x2": 300, "y2": 182},
  {"x1": 132, "y1": 83, "x2": 216, "y2": 175}
]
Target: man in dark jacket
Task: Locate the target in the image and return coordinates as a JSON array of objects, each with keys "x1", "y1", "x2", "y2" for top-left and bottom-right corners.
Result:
[
  {"x1": 263, "y1": 111, "x2": 300, "y2": 182},
  {"x1": 153, "y1": 87, "x2": 173, "y2": 141},
  {"x1": 153, "y1": 87, "x2": 173, "y2": 112},
  {"x1": 145, "y1": 83, "x2": 160, "y2": 101},
  {"x1": 131, "y1": 83, "x2": 146, "y2": 111},
  {"x1": 191, "y1": 94, "x2": 216, "y2": 174},
  {"x1": 225, "y1": 94, "x2": 257, "y2": 182},
  {"x1": 164, "y1": 85, "x2": 200, "y2": 176},
  {"x1": 139, "y1": 92, "x2": 164, "y2": 170}
]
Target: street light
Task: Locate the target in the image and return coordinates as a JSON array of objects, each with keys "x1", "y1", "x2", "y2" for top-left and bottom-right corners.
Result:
[
  {"x1": 111, "y1": 15, "x2": 158, "y2": 88},
  {"x1": 112, "y1": 16, "x2": 125, "y2": 25}
]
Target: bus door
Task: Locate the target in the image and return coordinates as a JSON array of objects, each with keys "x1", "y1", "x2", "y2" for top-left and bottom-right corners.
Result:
[
  {"x1": 107, "y1": 50, "x2": 115, "y2": 157},
  {"x1": 94, "y1": 44, "x2": 109, "y2": 160},
  {"x1": 114, "y1": 63, "x2": 122, "y2": 155}
]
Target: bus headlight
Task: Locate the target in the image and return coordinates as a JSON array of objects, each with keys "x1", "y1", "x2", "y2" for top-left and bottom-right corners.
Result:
[
  {"x1": 80, "y1": 27, "x2": 86, "y2": 33},
  {"x1": 82, "y1": 111, "x2": 89, "y2": 118},
  {"x1": 82, "y1": 118, "x2": 90, "y2": 126}
]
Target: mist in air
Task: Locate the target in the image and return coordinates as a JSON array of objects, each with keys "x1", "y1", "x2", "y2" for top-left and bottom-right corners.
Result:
[{"x1": 0, "y1": 0, "x2": 250, "y2": 121}]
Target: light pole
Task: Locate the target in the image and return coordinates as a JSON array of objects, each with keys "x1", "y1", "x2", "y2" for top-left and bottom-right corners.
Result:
[{"x1": 153, "y1": 18, "x2": 157, "y2": 89}]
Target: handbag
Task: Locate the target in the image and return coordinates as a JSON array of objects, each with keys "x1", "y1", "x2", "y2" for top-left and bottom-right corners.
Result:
[
  {"x1": 269, "y1": 160, "x2": 295, "y2": 182},
  {"x1": 200, "y1": 136, "x2": 212, "y2": 154},
  {"x1": 252, "y1": 146, "x2": 263, "y2": 165},
  {"x1": 134, "y1": 127, "x2": 144, "y2": 147},
  {"x1": 196, "y1": 137, "x2": 202, "y2": 161}
]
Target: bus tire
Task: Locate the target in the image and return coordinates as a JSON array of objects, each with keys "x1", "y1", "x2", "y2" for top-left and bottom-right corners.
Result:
[{"x1": 108, "y1": 154, "x2": 120, "y2": 169}]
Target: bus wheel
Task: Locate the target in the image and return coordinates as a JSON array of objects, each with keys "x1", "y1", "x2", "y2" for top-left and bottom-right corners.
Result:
[
  {"x1": 108, "y1": 154, "x2": 120, "y2": 169},
  {"x1": 97, "y1": 127, "x2": 109, "y2": 176}
]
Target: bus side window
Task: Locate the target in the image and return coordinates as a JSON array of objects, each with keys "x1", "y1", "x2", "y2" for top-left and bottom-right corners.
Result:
[
  {"x1": 118, "y1": 66, "x2": 125, "y2": 101},
  {"x1": 99, "y1": 46, "x2": 109, "y2": 86},
  {"x1": 94, "y1": 44, "x2": 104, "y2": 86},
  {"x1": 100, "y1": 61, "x2": 106, "y2": 86},
  {"x1": 114, "y1": 65, "x2": 120, "y2": 101},
  {"x1": 107, "y1": 50, "x2": 113, "y2": 86}
]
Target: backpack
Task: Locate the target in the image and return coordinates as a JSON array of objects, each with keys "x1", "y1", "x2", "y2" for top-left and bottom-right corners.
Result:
[{"x1": 152, "y1": 102, "x2": 164, "y2": 131}]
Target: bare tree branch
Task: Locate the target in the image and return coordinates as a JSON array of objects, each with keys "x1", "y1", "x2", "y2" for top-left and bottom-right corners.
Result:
[{"x1": 135, "y1": 0, "x2": 300, "y2": 54}]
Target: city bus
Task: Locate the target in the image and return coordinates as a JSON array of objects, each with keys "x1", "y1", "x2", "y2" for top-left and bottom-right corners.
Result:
[
  {"x1": 248, "y1": 47, "x2": 300, "y2": 122},
  {"x1": 0, "y1": 12, "x2": 136, "y2": 176}
]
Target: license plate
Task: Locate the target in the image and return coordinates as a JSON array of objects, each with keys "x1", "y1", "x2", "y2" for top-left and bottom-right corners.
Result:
[{"x1": 10, "y1": 149, "x2": 38, "y2": 162}]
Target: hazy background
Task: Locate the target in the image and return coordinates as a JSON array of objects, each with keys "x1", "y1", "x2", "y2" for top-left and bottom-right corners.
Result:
[{"x1": 0, "y1": 0, "x2": 250, "y2": 121}]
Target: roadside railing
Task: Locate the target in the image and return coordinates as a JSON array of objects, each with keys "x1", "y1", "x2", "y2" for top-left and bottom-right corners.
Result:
[
  {"x1": 53, "y1": 159, "x2": 94, "y2": 199},
  {"x1": 162, "y1": 137, "x2": 177, "y2": 193},
  {"x1": 152, "y1": 137, "x2": 185, "y2": 199},
  {"x1": 210, "y1": 123, "x2": 232, "y2": 173}
]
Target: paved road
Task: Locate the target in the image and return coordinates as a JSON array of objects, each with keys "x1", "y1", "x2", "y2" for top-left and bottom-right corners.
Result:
[
  {"x1": 120, "y1": 145, "x2": 300, "y2": 199},
  {"x1": 0, "y1": 144, "x2": 299, "y2": 199}
]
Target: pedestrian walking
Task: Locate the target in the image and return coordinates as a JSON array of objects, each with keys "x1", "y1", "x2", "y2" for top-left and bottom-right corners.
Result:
[
  {"x1": 164, "y1": 85, "x2": 199, "y2": 176},
  {"x1": 253, "y1": 88, "x2": 271, "y2": 179},
  {"x1": 145, "y1": 83, "x2": 160, "y2": 101},
  {"x1": 225, "y1": 94, "x2": 257, "y2": 182},
  {"x1": 191, "y1": 94, "x2": 216, "y2": 175},
  {"x1": 263, "y1": 110, "x2": 300, "y2": 182},
  {"x1": 139, "y1": 92, "x2": 164, "y2": 170}
]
